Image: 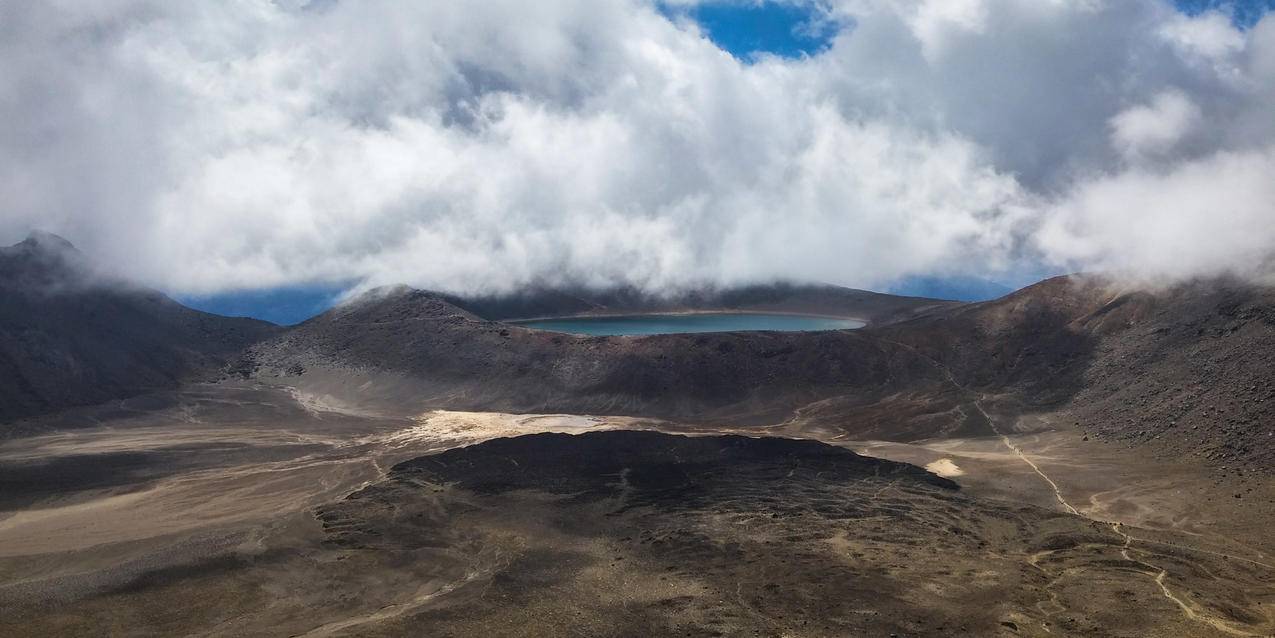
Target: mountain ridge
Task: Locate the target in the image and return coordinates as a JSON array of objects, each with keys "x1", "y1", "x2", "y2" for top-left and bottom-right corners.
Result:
[
  {"x1": 0, "y1": 233, "x2": 281, "y2": 423},
  {"x1": 5, "y1": 233, "x2": 1274, "y2": 472},
  {"x1": 249, "y1": 272, "x2": 1275, "y2": 472},
  {"x1": 439, "y1": 281, "x2": 958, "y2": 324}
]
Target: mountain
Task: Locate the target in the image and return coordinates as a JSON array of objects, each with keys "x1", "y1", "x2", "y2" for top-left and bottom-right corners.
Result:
[
  {"x1": 1049, "y1": 277, "x2": 1275, "y2": 469},
  {"x1": 443, "y1": 282, "x2": 958, "y2": 324},
  {"x1": 0, "y1": 233, "x2": 280, "y2": 423},
  {"x1": 5, "y1": 234, "x2": 1272, "y2": 473},
  {"x1": 0, "y1": 251, "x2": 952, "y2": 426},
  {"x1": 248, "y1": 274, "x2": 1275, "y2": 472},
  {"x1": 247, "y1": 286, "x2": 949, "y2": 424},
  {"x1": 869, "y1": 274, "x2": 1275, "y2": 469}
]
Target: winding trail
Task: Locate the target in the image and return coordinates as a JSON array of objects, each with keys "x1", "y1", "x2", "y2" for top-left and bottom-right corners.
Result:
[
  {"x1": 970, "y1": 399, "x2": 1079, "y2": 517},
  {"x1": 974, "y1": 395, "x2": 1275, "y2": 635},
  {"x1": 979, "y1": 396, "x2": 1273, "y2": 636},
  {"x1": 980, "y1": 395, "x2": 1272, "y2": 636},
  {"x1": 875, "y1": 337, "x2": 1272, "y2": 636}
]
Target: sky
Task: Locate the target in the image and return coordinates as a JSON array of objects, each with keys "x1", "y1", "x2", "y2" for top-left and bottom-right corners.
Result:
[
  {"x1": 663, "y1": 1, "x2": 841, "y2": 59},
  {"x1": 1176, "y1": 0, "x2": 1275, "y2": 26},
  {"x1": 3, "y1": 0, "x2": 1275, "y2": 322}
]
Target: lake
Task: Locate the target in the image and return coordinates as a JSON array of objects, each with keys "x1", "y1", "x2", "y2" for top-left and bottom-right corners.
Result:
[{"x1": 510, "y1": 313, "x2": 865, "y2": 336}]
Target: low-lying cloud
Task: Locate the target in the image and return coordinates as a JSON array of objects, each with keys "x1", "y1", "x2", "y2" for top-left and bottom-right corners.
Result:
[{"x1": 1, "y1": 0, "x2": 1273, "y2": 295}]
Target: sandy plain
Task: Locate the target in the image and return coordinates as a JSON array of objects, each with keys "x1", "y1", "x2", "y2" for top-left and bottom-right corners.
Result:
[{"x1": 1, "y1": 381, "x2": 1273, "y2": 637}]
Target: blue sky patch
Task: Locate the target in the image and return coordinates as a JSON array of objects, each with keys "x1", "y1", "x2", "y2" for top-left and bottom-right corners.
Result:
[
  {"x1": 662, "y1": 1, "x2": 841, "y2": 61},
  {"x1": 1175, "y1": 0, "x2": 1275, "y2": 27},
  {"x1": 176, "y1": 284, "x2": 348, "y2": 326},
  {"x1": 666, "y1": 0, "x2": 1273, "y2": 65}
]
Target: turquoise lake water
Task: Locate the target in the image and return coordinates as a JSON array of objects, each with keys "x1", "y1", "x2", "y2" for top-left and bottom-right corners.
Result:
[{"x1": 510, "y1": 313, "x2": 865, "y2": 336}]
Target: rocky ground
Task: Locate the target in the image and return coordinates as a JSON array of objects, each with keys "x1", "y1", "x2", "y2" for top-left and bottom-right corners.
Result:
[{"x1": 1, "y1": 386, "x2": 1272, "y2": 637}]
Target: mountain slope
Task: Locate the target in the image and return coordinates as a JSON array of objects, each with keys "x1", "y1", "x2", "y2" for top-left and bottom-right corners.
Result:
[
  {"x1": 872, "y1": 274, "x2": 1275, "y2": 469},
  {"x1": 442, "y1": 282, "x2": 957, "y2": 324},
  {"x1": 6, "y1": 233, "x2": 1271, "y2": 472},
  {"x1": 248, "y1": 286, "x2": 949, "y2": 423},
  {"x1": 252, "y1": 275, "x2": 1275, "y2": 472},
  {"x1": 1059, "y1": 278, "x2": 1275, "y2": 469},
  {"x1": 0, "y1": 233, "x2": 280, "y2": 423}
]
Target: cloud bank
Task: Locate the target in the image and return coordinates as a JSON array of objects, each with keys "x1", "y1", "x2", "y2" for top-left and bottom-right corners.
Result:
[{"x1": 1, "y1": 0, "x2": 1273, "y2": 295}]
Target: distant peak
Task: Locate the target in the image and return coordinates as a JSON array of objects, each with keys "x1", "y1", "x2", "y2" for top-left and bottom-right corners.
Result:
[
  {"x1": 15, "y1": 230, "x2": 78, "y2": 254},
  {"x1": 313, "y1": 284, "x2": 479, "y2": 324},
  {"x1": 2, "y1": 230, "x2": 92, "y2": 290}
]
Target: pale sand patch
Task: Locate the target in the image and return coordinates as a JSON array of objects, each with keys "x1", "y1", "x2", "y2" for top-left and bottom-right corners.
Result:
[
  {"x1": 378, "y1": 410, "x2": 650, "y2": 449},
  {"x1": 925, "y1": 458, "x2": 964, "y2": 477}
]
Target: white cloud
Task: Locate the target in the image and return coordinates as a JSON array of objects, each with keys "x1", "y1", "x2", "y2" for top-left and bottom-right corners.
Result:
[
  {"x1": 1160, "y1": 9, "x2": 1246, "y2": 61},
  {"x1": 1038, "y1": 145, "x2": 1275, "y2": 281},
  {"x1": 0, "y1": 0, "x2": 1273, "y2": 296},
  {"x1": 907, "y1": 0, "x2": 990, "y2": 59},
  {"x1": 1109, "y1": 89, "x2": 1201, "y2": 160}
]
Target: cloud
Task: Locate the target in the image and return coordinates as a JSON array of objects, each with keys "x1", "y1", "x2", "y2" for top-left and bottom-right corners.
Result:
[
  {"x1": 1038, "y1": 145, "x2": 1275, "y2": 281},
  {"x1": 0, "y1": 0, "x2": 1273, "y2": 296},
  {"x1": 1109, "y1": 89, "x2": 1202, "y2": 159},
  {"x1": 906, "y1": 0, "x2": 992, "y2": 60},
  {"x1": 1160, "y1": 8, "x2": 1247, "y2": 61}
]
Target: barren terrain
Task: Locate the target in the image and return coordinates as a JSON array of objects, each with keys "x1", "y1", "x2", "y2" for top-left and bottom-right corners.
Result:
[
  {"x1": 2, "y1": 382, "x2": 1272, "y2": 637},
  {"x1": 4, "y1": 236, "x2": 1275, "y2": 636}
]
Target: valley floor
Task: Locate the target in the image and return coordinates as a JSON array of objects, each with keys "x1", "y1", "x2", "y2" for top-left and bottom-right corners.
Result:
[{"x1": 1, "y1": 382, "x2": 1273, "y2": 637}]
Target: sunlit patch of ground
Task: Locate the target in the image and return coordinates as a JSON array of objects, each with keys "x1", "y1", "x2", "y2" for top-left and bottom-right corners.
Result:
[
  {"x1": 377, "y1": 410, "x2": 652, "y2": 449},
  {"x1": 924, "y1": 458, "x2": 963, "y2": 477}
]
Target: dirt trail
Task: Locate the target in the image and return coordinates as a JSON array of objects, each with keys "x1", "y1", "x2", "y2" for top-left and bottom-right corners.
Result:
[
  {"x1": 290, "y1": 559, "x2": 499, "y2": 638},
  {"x1": 973, "y1": 399, "x2": 1079, "y2": 516},
  {"x1": 875, "y1": 337, "x2": 1274, "y2": 636},
  {"x1": 979, "y1": 399, "x2": 1272, "y2": 637}
]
